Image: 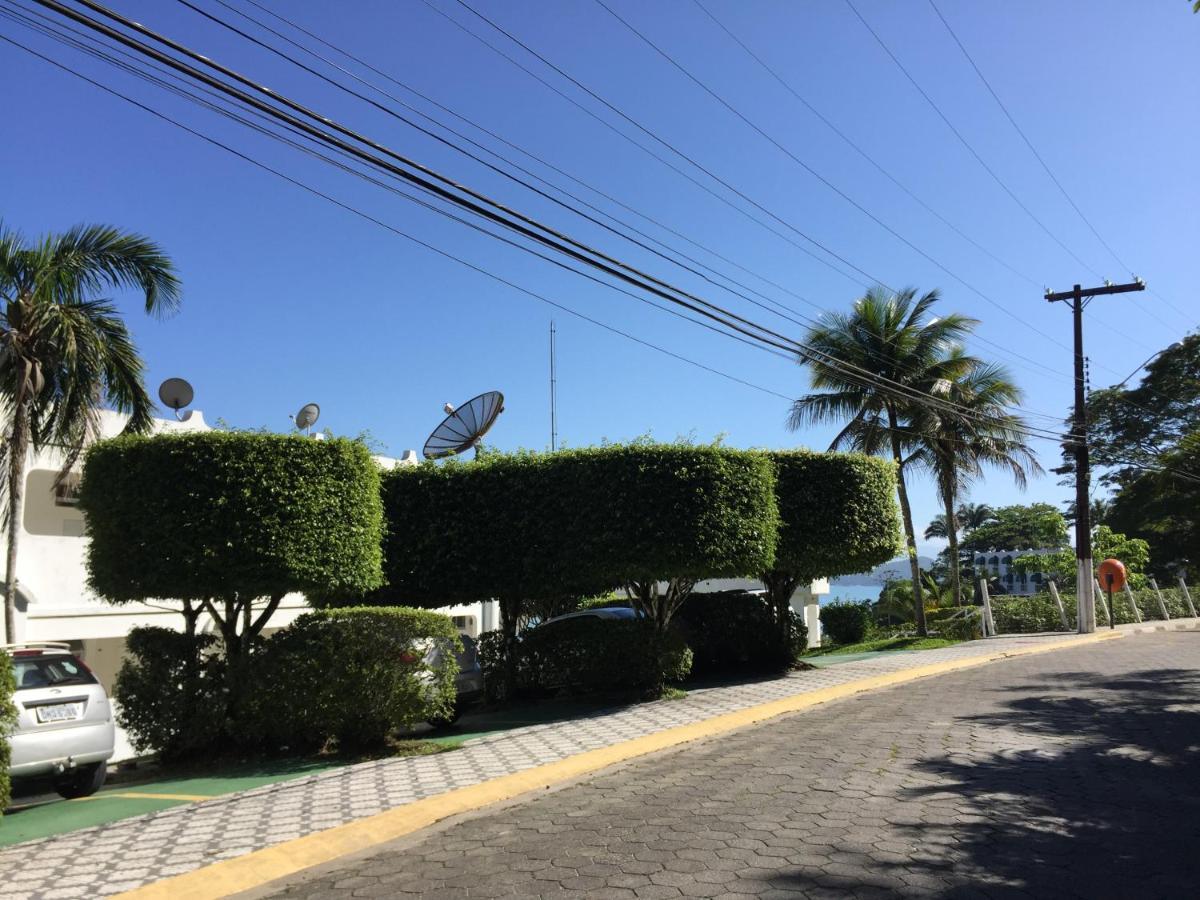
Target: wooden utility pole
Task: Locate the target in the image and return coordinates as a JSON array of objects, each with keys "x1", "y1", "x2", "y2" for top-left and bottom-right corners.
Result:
[{"x1": 1045, "y1": 280, "x2": 1145, "y2": 632}]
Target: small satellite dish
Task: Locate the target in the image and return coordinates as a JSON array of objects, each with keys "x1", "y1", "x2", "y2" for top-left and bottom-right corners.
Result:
[
  {"x1": 423, "y1": 391, "x2": 504, "y2": 459},
  {"x1": 292, "y1": 402, "x2": 320, "y2": 434},
  {"x1": 158, "y1": 378, "x2": 194, "y2": 420}
]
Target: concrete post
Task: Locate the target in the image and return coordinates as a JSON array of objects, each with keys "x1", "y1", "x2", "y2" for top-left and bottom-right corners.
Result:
[
  {"x1": 978, "y1": 579, "x2": 996, "y2": 637},
  {"x1": 1047, "y1": 580, "x2": 1070, "y2": 630},
  {"x1": 1093, "y1": 580, "x2": 1112, "y2": 627},
  {"x1": 1123, "y1": 583, "x2": 1142, "y2": 623},
  {"x1": 1178, "y1": 577, "x2": 1198, "y2": 618},
  {"x1": 1149, "y1": 578, "x2": 1170, "y2": 621}
]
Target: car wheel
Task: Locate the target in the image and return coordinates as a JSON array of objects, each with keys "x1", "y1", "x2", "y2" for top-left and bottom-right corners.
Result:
[{"x1": 54, "y1": 762, "x2": 107, "y2": 800}]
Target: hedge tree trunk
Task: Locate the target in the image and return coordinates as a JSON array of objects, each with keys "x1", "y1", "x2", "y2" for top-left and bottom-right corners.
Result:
[
  {"x1": 498, "y1": 595, "x2": 523, "y2": 699},
  {"x1": 888, "y1": 408, "x2": 927, "y2": 637},
  {"x1": 761, "y1": 570, "x2": 801, "y2": 657},
  {"x1": 627, "y1": 579, "x2": 694, "y2": 637}
]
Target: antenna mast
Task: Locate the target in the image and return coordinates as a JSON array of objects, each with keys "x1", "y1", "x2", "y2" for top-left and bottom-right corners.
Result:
[{"x1": 550, "y1": 320, "x2": 558, "y2": 452}]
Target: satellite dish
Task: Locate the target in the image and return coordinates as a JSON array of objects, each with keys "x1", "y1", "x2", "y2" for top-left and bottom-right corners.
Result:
[
  {"x1": 423, "y1": 391, "x2": 504, "y2": 459},
  {"x1": 158, "y1": 378, "x2": 194, "y2": 420},
  {"x1": 293, "y1": 402, "x2": 320, "y2": 434}
]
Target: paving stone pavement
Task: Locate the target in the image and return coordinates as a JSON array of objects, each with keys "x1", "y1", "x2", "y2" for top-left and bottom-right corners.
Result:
[
  {"x1": 0, "y1": 631, "x2": 1164, "y2": 899},
  {"x1": 268, "y1": 631, "x2": 1200, "y2": 900}
]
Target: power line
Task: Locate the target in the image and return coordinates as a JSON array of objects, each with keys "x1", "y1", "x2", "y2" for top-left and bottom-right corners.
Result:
[
  {"x1": 925, "y1": 0, "x2": 1196, "y2": 331},
  {"x1": 440, "y1": 0, "x2": 1088, "y2": 387},
  {"x1": 0, "y1": 28, "x2": 798, "y2": 405},
  {"x1": 843, "y1": 0, "x2": 1104, "y2": 281},
  {"x1": 181, "y1": 0, "x2": 1072, "y2": 411},
  {"x1": 14, "y1": 0, "x2": 1076, "y2": 445},
  {"x1": 593, "y1": 0, "x2": 1077, "y2": 357}
]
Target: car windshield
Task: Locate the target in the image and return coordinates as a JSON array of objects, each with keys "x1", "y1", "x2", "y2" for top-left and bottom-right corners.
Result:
[{"x1": 12, "y1": 655, "x2": 97, "y2": 691}]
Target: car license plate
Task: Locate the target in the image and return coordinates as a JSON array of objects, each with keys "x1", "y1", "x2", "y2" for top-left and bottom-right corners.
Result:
[{"x1": 36, "y1": 702, "x2": 83, "y2": 723}]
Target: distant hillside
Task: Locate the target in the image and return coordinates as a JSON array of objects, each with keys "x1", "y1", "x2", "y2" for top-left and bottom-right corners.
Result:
[{"x1": 831, "y1": 556, "x2": 935, "y2": 587}]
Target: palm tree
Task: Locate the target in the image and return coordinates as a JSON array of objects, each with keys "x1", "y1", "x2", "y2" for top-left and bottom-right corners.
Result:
[
  {"x1": 958, "y1": 502, "x2": 996, "y2": 531},
  {"x1": 789, "y1": 287, "x2": 978, "y2": 636},
  {"x1": 909, "y1": 360, "x2": 1041, "y2": 607},
  {"x1": 0, "y1": 224, "x2": 179, "y2": 641}
]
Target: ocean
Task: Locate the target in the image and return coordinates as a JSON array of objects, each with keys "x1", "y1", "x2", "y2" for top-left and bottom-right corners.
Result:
[{"x1": 823, "y1": 583, "x2": 884, "y2": 604}]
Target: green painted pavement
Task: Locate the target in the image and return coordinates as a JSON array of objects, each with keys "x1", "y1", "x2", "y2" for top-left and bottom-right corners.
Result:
[{"x1": 0, "y1": 758, "x2": 343, "y2": 848}]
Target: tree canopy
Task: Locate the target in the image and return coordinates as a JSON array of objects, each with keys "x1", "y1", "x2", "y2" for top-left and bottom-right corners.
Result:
[{"x1": 959, "y1": 503, "x2": 1068, "y2": 553}]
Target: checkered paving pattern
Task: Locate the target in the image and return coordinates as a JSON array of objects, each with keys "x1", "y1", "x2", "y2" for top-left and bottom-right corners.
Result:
[{"x1": 0, "y1": 632, "x2": 1111, "y2": 899}]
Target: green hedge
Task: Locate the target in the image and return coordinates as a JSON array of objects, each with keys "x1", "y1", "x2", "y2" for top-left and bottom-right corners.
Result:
[
  {"x1": 516, "y1": 617, "x2": 692, "y2": 698},
  {"x1": 379, "y1": 444, "x2": 779, "y2": 614},
  {"x1": 79, "y1": 432, "x2": 384, "y2": 602},
  {"x1": 819, "y1": 600, "x2": 871, "y2": 645},
  {"x1": 674, "y1": 590, "x2": 806, "y2": 675},
  {"x1": 1, "y1": 650, "x2": 15, "y2": 815},
  {"x1": 768, "y1": 451, "x2": 901, "y2": 583},
  {"x1": 115, "y1": 608, "x2": 457, "y2": 757},
  {"x1": 243, "y1": 607, "x2": 459, "y2": 750},
  {"x1": 114, "y1": 628, "x2": 227, "y2": 759},
  {"x1": 991, "y1": 586, "x2": 1195, "y2": 634}
]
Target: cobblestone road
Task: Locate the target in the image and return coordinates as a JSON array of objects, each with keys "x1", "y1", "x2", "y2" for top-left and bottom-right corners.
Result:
[{"x1": 269, "y1": 632, "x2": 1200, "y2": 899}]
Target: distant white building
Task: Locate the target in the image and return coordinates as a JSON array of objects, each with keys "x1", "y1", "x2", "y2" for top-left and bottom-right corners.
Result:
[
  {"x1": 971, "y1": 548, "x2": 1061, "y2": 596},
  {"x1": 1, "y1": 409, "x2": 490, "y2": 692}
]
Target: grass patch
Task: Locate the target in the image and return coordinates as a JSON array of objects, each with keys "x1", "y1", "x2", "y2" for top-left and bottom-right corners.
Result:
[
  {"x1": 658, "y1": 687, "x2": 688, "y2": 701},
  {"x1": 802, "y1": 636, "x2": 961, "y2": 658}
]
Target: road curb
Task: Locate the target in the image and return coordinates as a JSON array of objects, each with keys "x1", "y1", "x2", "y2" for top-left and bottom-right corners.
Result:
[{"x1": 115, "y1": 630, "x2": 1123, "y2": 900}]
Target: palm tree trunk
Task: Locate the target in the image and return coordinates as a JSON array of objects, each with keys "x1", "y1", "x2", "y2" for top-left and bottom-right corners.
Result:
[
  {"x1": 942, "y1": 480, "x2": 963, "y2": 607},
  {"x1": 887, "y1": 409, "x2": 926, "y2": 636},
  {"x1": 3, "y1": 371, "x2": 30, "y2": 644}
]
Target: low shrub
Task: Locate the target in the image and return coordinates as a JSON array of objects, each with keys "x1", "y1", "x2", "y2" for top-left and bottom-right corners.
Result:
[
  {"x1": 1, "y1": 650, "x2": 16, "y2": 815},
  {"x1": 114, "y1": 627, "x2": 227, "y2": 760},
  {"x1": 819, "y1": 600, "x2": 870, "y2": 645},
  {"x1": 519, "y1": 617, "x2": 692, "y2": 698},
  {"x1": 990, "y1": 594, "x2": 1073, "y2": 633},
  {"x1": 926, "y1": 609, "x2": 982, "y2": 641},
  {"x1": 244, "y1": 607, "x2": 460, "y2": 751},
  {"x1": 674, "y1": 590, "x2": 806, "y2": 676}
]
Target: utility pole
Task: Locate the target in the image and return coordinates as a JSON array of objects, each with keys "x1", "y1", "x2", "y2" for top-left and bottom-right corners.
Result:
[
  {"x1": 1045, "y1": 280, "x2": 1145, "y2": 632},
  {"x1": 549, "y1": 320, "x2": 558, "y2": 452}
]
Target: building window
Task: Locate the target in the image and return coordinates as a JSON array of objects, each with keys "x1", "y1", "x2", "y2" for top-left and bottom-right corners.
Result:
[
  {"x1": 1002, "y1": 555, "x2": 1013, "y2": 566},
  {"x1": 976, "y1": 557, "x2": 986, "y2": 567},
  {"x1": 54, "y1": 475, "x2": 82, "y2": 507},
  {"x1": 989, "y1": 556, "x2": 1000, "y2": 567}
]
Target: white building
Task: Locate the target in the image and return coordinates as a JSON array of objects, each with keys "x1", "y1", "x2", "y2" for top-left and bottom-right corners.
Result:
[
  {"x1": 971, "y1": 548, "x2": 1061, "y2": 596},
  {"x1": 1, "y1": 409, "x2": 489, "y2": 691}
]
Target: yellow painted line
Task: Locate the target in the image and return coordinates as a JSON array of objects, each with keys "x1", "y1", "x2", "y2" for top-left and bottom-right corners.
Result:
[
  {"x1": 74, "y1": 792, "x2": 211, "y2": 803},
  {"x1": 116, "y1": 631, "x2": 1122, "y2": 900}
]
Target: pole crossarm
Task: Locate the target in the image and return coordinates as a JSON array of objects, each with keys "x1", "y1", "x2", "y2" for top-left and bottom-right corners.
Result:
[{"x1": 1045, "y1": 280, "x2": 1146, "y2": 304}]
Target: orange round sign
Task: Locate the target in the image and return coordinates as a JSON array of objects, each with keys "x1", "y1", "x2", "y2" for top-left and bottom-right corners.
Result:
[{"x1": 1097, "y1": 558, "x2": 1127, "y2": 592}]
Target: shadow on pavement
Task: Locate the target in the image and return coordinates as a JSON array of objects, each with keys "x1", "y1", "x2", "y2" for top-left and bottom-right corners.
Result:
[{"x1": 776, "y1": 642, "x2": 1200, "y2": 898}]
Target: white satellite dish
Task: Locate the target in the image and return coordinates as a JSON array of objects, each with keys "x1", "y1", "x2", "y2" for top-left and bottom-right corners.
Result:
[
  {"x1": 158, "y1": 378, "x2": 194, "y2": 420},
  {"x1": 292, "y1": 402, "x2": 320, "y2": 435},
  {"x1": 423, "y1": 391, "x2": 504, "y2": 459}
]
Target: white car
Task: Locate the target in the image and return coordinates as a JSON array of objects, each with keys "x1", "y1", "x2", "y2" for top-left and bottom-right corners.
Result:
[{"x1": 5, "y1": 643, "x2": 115, "y2": 798}]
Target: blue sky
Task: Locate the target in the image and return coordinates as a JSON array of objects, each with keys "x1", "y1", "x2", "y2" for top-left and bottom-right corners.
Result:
[{"x1": 2, "y1": 0, "x2": 1196, "y2": 556}]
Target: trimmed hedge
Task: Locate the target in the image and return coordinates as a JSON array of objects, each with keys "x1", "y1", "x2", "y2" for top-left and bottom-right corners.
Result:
[
  {"x1": 79, "y1": 432, "x2": 384, "y2": 602},
  {"x1": 243, "y1": 607, "x2": 459, "y2": 750},
  {"x1": 115, "y1": 608, "x2": 458, "y2": 757},
  {"x1": 768, "y1": 451, "x2": 901, "y2": 583},
  {"x1": 819, "y1": 600, "x2": 871, "y2": 645},
  {"x1": 378, "y1": 444, "x2": 779, "y2": 628},
  {"x1": 674, "y1": 590, "x2": 806, "y2": 675},
  {"x1": 989, "y1": 586, "x2": 1195, "y2": 634},
  {"x1": 1, "y1": 650, "x2": 15, "y2": 815},
  {"x1": 114, "y1": 628, "x2": 227, "y2": 759}
]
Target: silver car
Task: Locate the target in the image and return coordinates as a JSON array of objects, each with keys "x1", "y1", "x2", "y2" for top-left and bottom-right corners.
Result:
[
  {"x1": 420, "y1": 633, "x2": 484, "y2": 727},
  {"x1": 5, "y1": 643, "x2": 115, "y2": 798}
]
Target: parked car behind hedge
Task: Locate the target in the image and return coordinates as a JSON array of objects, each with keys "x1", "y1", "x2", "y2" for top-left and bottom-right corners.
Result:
[{"x1": 673, "y1": 590, "x2": 806, "y2": 676}]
